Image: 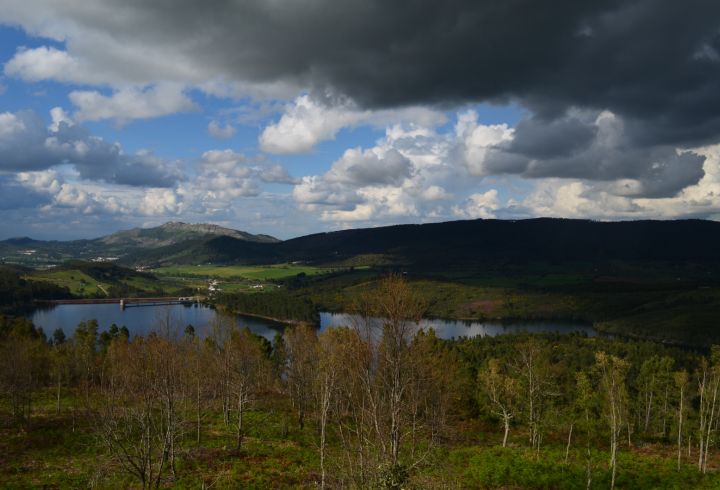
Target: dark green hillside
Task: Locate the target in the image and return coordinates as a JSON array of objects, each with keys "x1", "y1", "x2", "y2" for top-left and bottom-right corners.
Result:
[
  {"x1": 131, "y1": 218, "x2": 720, "y2": 270},
  {"x1": 277, "y1": 218, "x2": 720, "y2": 267},
  {"x1": 119, "y1": 235, "x2": 283, "y2": 267}
]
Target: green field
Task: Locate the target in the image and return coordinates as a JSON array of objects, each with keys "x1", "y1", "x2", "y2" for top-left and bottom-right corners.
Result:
[
  {"x1": 23, "y1": 266, "x2": 188, "y2": 298},
  {"x1": 152, "y1": 264, "x2": 336, "y2": 281},
  {"x1": 24, "y1": 269, "x2": 111, "y2": 297}
]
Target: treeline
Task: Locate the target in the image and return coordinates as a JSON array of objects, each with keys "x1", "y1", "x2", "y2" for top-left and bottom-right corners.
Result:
[
  {"x1": 3, "y1": 276, "x2": 720, "y2": 488},
  {"x1": 216, "y1": 290, "x2": 319, "y2": 323}
]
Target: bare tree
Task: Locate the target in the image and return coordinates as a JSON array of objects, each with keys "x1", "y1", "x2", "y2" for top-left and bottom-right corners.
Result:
[
  {"x1": 594, "y1": 352, "x2": 629, "y2": 490},
  {"x1": 696, "y1": 347, "x2": 720, "y2": 473},
  {"x1": 226, "y1": 327, "x2": 272, "y2": 449},
  {"x1": 74, "y1": 319, "x2": 99, "y2": 404},
  {"x1": 512, "y1": 338, "x2": 554, "y2": 454},
  {"x1": 574, "y1": 371, "x2": 598, "y2": 490},
  {"x1": 284, "y1": 324, "x2": 319, "y2": 430},
  {"x1": 372, "y1": 274, "x2": 425, "y2": 467},
  {"x1": 674, "y1": 370, "x2": 689, "y2": 470},
  {"x1": 329, "y1": 275, "x2": 460, "y2": 486},
  {"x1": 316, "y1": 327, "x2": 344, "y2": 489},
  {"x1": 479, "y1": 358, "x2": 518, "y2": 447},
  {"x1": 97, "y1": 336, "x2": 172, "y2": 489},
  {"x1": 0, "y1": 334, "x2": 45, "y2": 426}
]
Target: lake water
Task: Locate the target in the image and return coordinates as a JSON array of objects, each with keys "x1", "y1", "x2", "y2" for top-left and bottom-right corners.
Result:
[{"x1": 30, "y1": 303, "x2": 595, "y2": 341}]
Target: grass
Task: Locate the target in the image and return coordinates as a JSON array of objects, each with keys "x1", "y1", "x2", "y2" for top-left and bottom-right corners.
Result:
[
  {"x1": 151, "y1": 264, "x2": 336, "y2": 281},
  {"x1": 0, "y1": 390, "x2": 320, "y2": 489},
  {"x1": 436, "y1": 445, "x2": 720, "y2": 490},
  {"x1": 5, "y1": 388, "x2": 720, "y2": 489},
  {"x1": 24, "y1": 269, "x2": 110, "y2": 297}
]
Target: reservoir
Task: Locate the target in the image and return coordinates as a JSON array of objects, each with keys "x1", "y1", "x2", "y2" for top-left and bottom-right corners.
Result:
[{"x1": 30, "y1": 303, "x2": 595, "y2": 341}]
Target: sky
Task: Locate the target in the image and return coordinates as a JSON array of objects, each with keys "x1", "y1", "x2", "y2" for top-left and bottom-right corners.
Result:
[{"x1": 2, "y1": 1, "x2": 720, "y2": 240}]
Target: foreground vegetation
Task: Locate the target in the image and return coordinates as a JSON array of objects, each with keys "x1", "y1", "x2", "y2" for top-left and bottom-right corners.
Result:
[{"x1": 4, "y1": 276, "x2": 720, "y2": 488}]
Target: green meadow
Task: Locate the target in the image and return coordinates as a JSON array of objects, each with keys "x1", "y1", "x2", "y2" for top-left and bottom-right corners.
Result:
[{"x1": 151, "y1": 264, "x2": 336, "y2": 281}]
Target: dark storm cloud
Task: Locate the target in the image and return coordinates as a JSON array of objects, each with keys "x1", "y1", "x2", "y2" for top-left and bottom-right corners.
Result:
[
  {"x1": 5, "y1": 0, "x2": 720, "y2": 195},
  {"x1": 481, "y1": 109, "x2": 707, "y2": 197},
  {"x1": 104, "y1": 0, "x2": 720, "y2": 136},
  {"x1": 14, "y1": 1, "x2": 719, "y2": 124}
]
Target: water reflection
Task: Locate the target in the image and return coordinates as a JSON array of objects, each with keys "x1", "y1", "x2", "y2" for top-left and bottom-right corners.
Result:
[
  {"x1": 30, "y1": 303, "x2": 595, "y2": 342},
  {"x1": 318, "y1": 312, "x2": 596, "y2": 339},
  {"x1": 30, "y1": 303, "x2": 286, "y2": 341}
]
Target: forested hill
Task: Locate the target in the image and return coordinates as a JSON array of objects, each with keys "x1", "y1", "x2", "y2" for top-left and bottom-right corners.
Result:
[
  {"x1": 5, "y1": 218, "x2": 720, "y2": 268},
  {"x1": 156, "y1": 218, "x2": 720, "y2": 268},
  {"x1": 277, "y1": 218, "x2": 720, "y2": 264}
]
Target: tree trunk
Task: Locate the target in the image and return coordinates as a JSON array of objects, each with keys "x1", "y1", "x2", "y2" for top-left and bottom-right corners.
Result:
[
  {"x1": 644, "y1": 386, "x2": 653, "y2": 432},
  {"x1": 236, "y1": 393, "x2": 245, "y2": 449},
  {"x1": 56, "y1": 374, "x2": 61, "y2": 415},
  {"x1": 677, "y1": 385, "x2": 684, "y2": 470},
  {"x1": 702, "y1": 378, "x2": 719, "y2": 473},
  {"x1": 565, "y1": 423, "x2": 573, "y2": 464},
  {"x1": 196, "y1": 376, "x2": 201, "y2": 445},
  {"x1": 502, "y1": 413, "x2": 510, "y2": 448}
]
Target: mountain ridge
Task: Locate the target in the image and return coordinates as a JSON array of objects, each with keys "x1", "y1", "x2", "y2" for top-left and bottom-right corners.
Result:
[
  {"x1": 0, "y1": 221, "x2": 279, "y2": 264},
  {"x1": 120, "y1": 217, "x2": 720, "y2": 268},
  {"x1": 4, "y1": 218, "x2": 720, "y2": 269},
  {"x1": 97, "y1": 221, "x2": 279, "y2": 247}
]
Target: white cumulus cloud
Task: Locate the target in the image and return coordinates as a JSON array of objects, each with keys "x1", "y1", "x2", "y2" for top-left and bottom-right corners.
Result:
[{"x1": 70, "y1": 83, "x2": 197, "y2": 123}]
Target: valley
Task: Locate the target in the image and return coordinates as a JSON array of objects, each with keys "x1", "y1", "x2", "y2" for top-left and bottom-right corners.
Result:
[
  {"x1": 4, "y1": 218, "x2": 720, "y2": 346},
  {"x1": 3, "y1": 218, "x2": 720, "y2": 488}
]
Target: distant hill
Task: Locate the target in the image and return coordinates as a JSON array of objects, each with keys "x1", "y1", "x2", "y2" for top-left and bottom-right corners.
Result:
[
  {"x1": 277, "y1": 218, "x2": 720, "y2": 264},
  {"x1": 112, "y1": 218, "x2": 720, "y2": 270},
  {"x1": 98, "y1": 221, "x2": 279, "y2": 248},
  {"x1": 0, "y1": 222, "x2": 278, "y2": 266},
  {"x1": 5, "y1": 218, "x2": 720, "y2": 270}
]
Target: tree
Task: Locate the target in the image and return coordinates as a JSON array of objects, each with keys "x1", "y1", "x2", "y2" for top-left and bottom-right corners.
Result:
[
  {"x1": 0, "y1": 331, "x2": 46, "y2": 426},
  {"x1": 636, "y1": 355, "x2": 674, "y2": 436},
  {"x1": 49, "y1": 336, "x2": 72, "y2": 415},
  {"x1": 372, "y1": 274, "x2": 425, "y2": 467},
  {"x1": 594, "y1": 352, "x2": 629, "y2": 490},
  {"x1": 696, "y1": 347, "x2": 720, "y2": 473},
  {"x1": 479, "y1": 358, "x2": 518, "y2": 447},
  {"x1": 575, "y1": 371, "x2": 600, "y2": 490},
  {"x1": 208, "y1": 314, "x2": 236, "y2": 427},
  {"x1": 284, "y1": 324, "x2": 319, "y2": 430},
  {"x1": 98, "y1": 336, "x2": 172, "y2": 489},
  {"x1": 226, "y1": 327, "x2": 272, "y2": 449},
  {"x1": 185, "y1": 331, "x2": 211, "y2": 446},
  {"x1": 331, "y1": 274, "x2": 458, "y2": 486},
  {"x1": 674, "y1": 370, "x2": 689, "y2": 470},
  {"x1": 512, "y1": 338, "x2": 554, "y2": 453},
  {"x1": 74, "y1": 319, "x2": 99, "y2": 403},
  {"x1": 316, "y1": 327, "x2": 344, "y2": 489}
]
